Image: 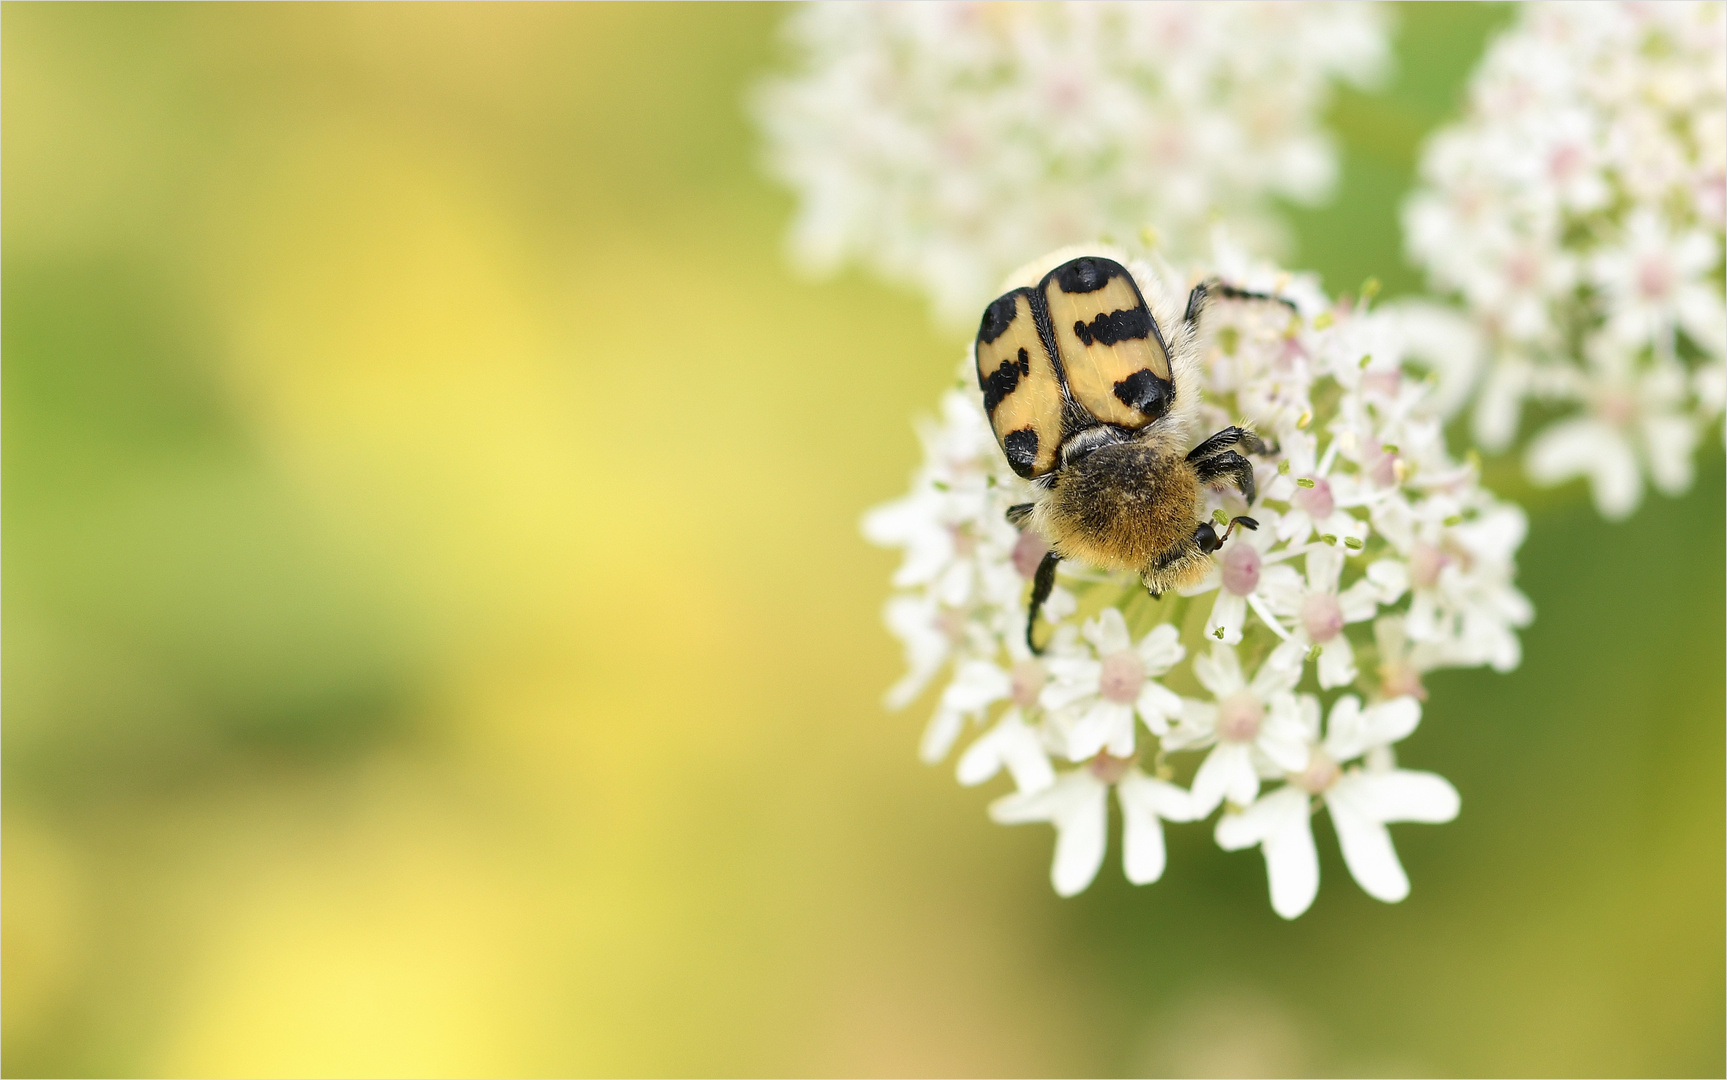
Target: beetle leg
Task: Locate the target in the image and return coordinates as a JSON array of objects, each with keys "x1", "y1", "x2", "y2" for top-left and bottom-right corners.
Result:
[
  {"x1": 1194, "y1": 450, "x2": 1257, "y2": 504},
  {"x1": 1186, "y1": 425, "x2": 1266, "y2": 462},
  {"x1": 1026, "y1": 550, "x2": 1062, "y2": 656},
  {"x1": 1184, "y1": 278, "x2": 1300, "y2": 330}
]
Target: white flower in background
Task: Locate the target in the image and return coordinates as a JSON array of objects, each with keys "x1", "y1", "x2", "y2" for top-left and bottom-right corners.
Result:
[
  {"x1": 755, "y1": 1, "x2": 1391, "y2": 325},
  {"x1": 1523, "y1": 352, "x2": 1704, "y2": 520},
  {"x1": 1217, "y1": 694, "x2": 1460, "y2": 919},
  {"x1": 1371, "y1": 616, "x2": 1438, "y2": 702},
  {"x1": 1039, "y1": 609, "x2": 1184, "y2": 761},
  {"x1": 862, "y1": 242, "x2": 1528, "y2": 912},
  {"x1": 1404, "y1": 0, "x2": 1727, "y2": 520},
  {"x1": 990, "y1": 755, "x2": 1197, "y2": 896}
]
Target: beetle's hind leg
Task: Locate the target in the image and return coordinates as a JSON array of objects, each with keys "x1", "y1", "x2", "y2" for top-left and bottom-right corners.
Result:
[
  {"x1": 1026, "y1": 550, "x2": 1061, "y2": 656},
  {"x1": 1194, "y1": 450, "x2": 1257, "y2": 504}
]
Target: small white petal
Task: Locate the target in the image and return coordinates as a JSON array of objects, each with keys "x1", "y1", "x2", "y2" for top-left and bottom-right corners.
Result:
[
  {"x1": 1294, "y1": 693, "x2": 1323, "y2": 744},
  {"x1": 940, "y1": 660, "x2": 1012, "y2": 711},
  {"x1": 1202, "y1": 741, "x2": 1261, "y2": 813},
  {"x1": 1050, "y1": 782, "x2": 1109, "y2": 898},
  {"x1": 1361, "y1": 697, "x2": 1422, "y2": 750},
  {"x1": 1324, "y1": 694, "x2": 1420, "y2": 761},
  {"x1": 1247, "y1": 591, "x2": 1294, "y2": 640},
  {"x1": 1219, "y1": 787, "x2": 1321, "y2": 919},
  {"x1": 1354, "y1": 769, "x2": 1460, "y2": 823},
  {"x1": 1134, "y1": 681, "x2": 1184, "y2": 736},
  {"x1": 1131, "y1": 772, "x2": 1200, "y2": 824},
  {"x1": 1255, "y1": 562, "x2": 1307, "y2": 613},
  {"x1": 1306, "y1": 545, "x2": 1346, "y2": 592},
  {"x1": 1257, "y1": 713, "x2": 1314, "y2": 773},
  {"x1": 1206, "y1": 590, "x2": 1249, "y2": 645},
  {"x1": 957, "y1": 711, "x2": 1055, "y2": 792},
  {"x1": 988, "y1": 778, "x2": 1063, "y2": 826},
  {"x1": 1067, "y1": 701, "x2": 1134, "y2": 762},
  {"x1": 1104, "y1": 708, "x2": 1138, "y2": 759},
  {"x1": 1316, "y1": 634, "x2": 1357, "y2": 689},
  {"x1": 1135, "y1": 623, "x2": 1186, "y2": 673},
  {"x1": 1525, "y1": 418, "x2": 1642, "y2": 520},
  {"x1": 1039, "y1": 661, "x2": 1102, "y2": 711},
  {"x1": 955, "y1": 734, "x2": 1007, "y2": 788},
  {"x1": 1641, "y1": 413, "x2": 1700, "y2": 496},
  {"x1": 990, "y1": 771, "x2": 1110, "y2": 896},
  {"x1": 1162, "y1": 701, "x2": 1218, "y2": 753},
  {"x1": 1366, "y1": 559, "x2": 1410, "y2": 602},
  {"x1": 1042, "y1": 585, "x2": 1078, "y2": 622},
  {"x1": 1117, "y1": 773, "x2": 1186, "y2": 884},
  {"x1": 1321, "y1": 695, "x2": 1365, "y2": 760},
  {"x1": 1192, "y1": 642, "x2": 1246, "y2": 697},
  {"x1": 1338, "y1": 579, "x2": 1381, "y2": 624},
  {"x1": 1249, "y1": 649, "x2": 1304, "y2": 697},
  {"x1": 1326, "y1": 777, "x2": 1410, "y2": 903},
  {"x1": 1222, "y1": 739, "x2": 1264, "y2": 808},
  {"x1": 919, "y1": 706, "x2": 966, "y2": 764},
  {"x1": 1087, "y1": 607, "x2": 1133, "y2": 655}
]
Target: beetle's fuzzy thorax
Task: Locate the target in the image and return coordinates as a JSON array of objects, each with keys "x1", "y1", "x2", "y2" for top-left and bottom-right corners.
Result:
[{"x1": 1033, "y1": 426, "x2": 1208, "y2": 592}]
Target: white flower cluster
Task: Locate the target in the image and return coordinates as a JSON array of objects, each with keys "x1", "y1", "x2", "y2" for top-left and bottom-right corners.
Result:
[
  {"x1": 865, "y1": 247, "x2": 1531, "y2": 918},
  {"x1": 1404, "y1": 0, "x2": 1727, "y2": 520},
  {"x1": 754, "y1": 1, "x2": 1390, "y2": 326}
]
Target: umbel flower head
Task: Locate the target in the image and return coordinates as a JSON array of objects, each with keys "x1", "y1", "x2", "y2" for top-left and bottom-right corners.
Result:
[
  {"x1": 753, "y1": 0, "x2": 1390, "y2": 326},
  {"x1": 865, "y1": 240, "x2": 1531, "y2": 917},
  {"x1": 1403, "y1": 0, "x2": 1727, "y2": 520}
]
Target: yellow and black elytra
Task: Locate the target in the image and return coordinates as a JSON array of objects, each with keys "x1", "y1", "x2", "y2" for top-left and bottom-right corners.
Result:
[
  {"x1": 973, "y1": 253, "x2": 1296, "y2": 653},
  {"x1": 976, "y1": 256, "x2": 1174, "y2": 479}
]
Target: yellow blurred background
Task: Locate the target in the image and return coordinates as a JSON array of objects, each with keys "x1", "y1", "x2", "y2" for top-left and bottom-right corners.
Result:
[{"x1": 3, "y1": 4, "x2": 1721, "y2": 1077}]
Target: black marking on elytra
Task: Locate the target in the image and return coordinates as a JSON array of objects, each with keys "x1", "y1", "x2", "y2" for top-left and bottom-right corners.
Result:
[
  {"x1": 1002, "y1": 427, "x2": 1040, "y2": 478},
  {"x1": 1052, "y1": 257, "x2": 1118, "y2": 294},
  {"x1": 1194, "y1": 449, "x2": 1257, "y2": 503},
  {"x1": 1026, "y1": 549, "x2": 1062, "y2": 655},
  {"x1": 1072, "y1": 305, "x2": 1153, "y2": 348},
  {"x1": 1112, "y1": 368, "x2": 1172, "y2": 417},
  {"x1": 981, "y1": 347, "x2": 1032, "y2": 416},
  {"x1": 978, "y1": 292, "x2": 1021, "y2": 345},
  {"x1": 1186, "y1": 425, "x2": 1265, "y2": 462},
  {"x1": 1005, "y1": 503, "x2": 1035, "y2": 528}
]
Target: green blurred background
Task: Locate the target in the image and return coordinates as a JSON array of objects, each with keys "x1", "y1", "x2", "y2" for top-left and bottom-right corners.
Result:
[{"x1": 3, "y1": 3, "x2": 1721, "y2": 1076}]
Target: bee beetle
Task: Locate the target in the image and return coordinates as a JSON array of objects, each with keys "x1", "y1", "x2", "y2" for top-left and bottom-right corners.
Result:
[{"x1": 975, "y1": 250, "x2": 1293, "y2": 653}]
